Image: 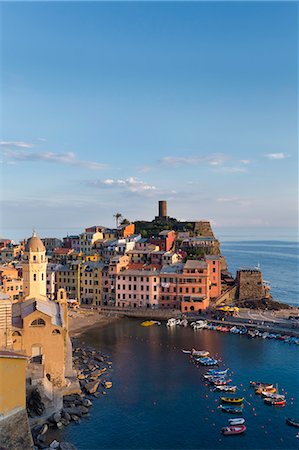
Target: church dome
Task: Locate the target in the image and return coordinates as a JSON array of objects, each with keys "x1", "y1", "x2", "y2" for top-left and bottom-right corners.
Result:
[{"x1": 25, "y1": 232, "x2": 45, "y2": 253}]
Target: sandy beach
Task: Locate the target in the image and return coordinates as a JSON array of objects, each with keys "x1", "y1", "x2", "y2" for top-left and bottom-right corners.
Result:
[{"x1": 68, "y1": 308, "x2": 122, "y2": 337}]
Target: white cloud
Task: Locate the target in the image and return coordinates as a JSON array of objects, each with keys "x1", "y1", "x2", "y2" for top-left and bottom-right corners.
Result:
[
  {"x1": 159, "y1": 153, "x2": 227, "y2": 167},
  {"x1": 264, "y1": 153, "x2": 289, "y2": 160},
  {"x1": 89, "y1": 177, "x2": 157, "y2": 193},
  {"x1": 240, "y1": 159, "x2": 250, "y2": 165},
  {"x1": 216, "y1": 196, "x2": 252, "y2": 207},
  {"x1": 0, "y1": 145, "x2": 106, "y2": 170},
  {"x1": 0, "y1": 140, "x2": 33, "y2": 148}
]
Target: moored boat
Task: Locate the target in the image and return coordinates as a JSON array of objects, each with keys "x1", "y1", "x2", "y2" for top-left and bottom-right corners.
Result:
[
  {"x1": 229, "y1": 418, "x2": 245, "y2": 425},
  {"x1": 218, "y1": 405, "x2": 243, "y2": 414},
  {"x1": 221, "y1": 397, "x2": 244, "y2": 404},
  {"x1": 215, "y1": 385, "x2": 237, "y2": 392},
  {"x1": 264, "y1": 397, "x2": 286, "y2": 406},
  {"x1": 286, "y1": 418, "x2": 299, "y2": 428},
  {"x1": 167, "y1": 318, "x2": 177, "y2": 327},
  {"x1": 222, "y1": 425, "x2": 246, "y2": 435},
  {"x1": 191, "y1": 349, "x2": 210, "y2": 357}
]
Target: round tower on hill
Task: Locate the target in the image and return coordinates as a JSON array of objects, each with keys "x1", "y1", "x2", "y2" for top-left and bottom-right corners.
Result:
[
  {"x1": 158, "y1": 200, "x2": 168, "y2": 219},
  {"x1": 23, "y1": 231, "x2": 47, "y2": 300}
]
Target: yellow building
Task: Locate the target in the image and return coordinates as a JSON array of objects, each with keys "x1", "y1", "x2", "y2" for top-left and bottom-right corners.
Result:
[
  {"x1": 12, "y1": 233, "x2": 75, "y2": 389},
  {"x1": 0, "y1": 293, "x2": 12, "y2": 348},
  {"x1": 56, "y1": 261, "x2": 81, "y2": 303},
  {"x1": 0, "y1": 350, "x2": 33, "y2": 450},
  {"x1": 0, "y1": 350, "x2": 27, "y2": 416},
  {"x1": 80, "y1": 262, "x2": 104, "y2": 306}
]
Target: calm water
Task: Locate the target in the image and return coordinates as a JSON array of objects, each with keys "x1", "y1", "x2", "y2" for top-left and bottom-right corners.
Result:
[
  {"x1": 55, "y1": 240, "x2": 299, "y2": 449},
  {"x1": 59, "y1": 320, "x2": 298, "y2": 450},
  {"x1": 222, "y1": 241, "x2": 299, "y2": 306}
]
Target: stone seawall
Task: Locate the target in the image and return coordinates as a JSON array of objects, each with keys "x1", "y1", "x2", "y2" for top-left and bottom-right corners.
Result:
[
  {"x1": 0, "y1": 408, "x2": 33, "y2": 450},
  {"x1": 99, "y1": 306, "x2": 181, "y2": 320}
]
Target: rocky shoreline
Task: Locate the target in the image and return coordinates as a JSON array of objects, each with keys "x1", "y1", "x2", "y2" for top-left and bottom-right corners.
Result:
[{"x1": 30, "y1": 340, "x2": 113, "y2": 450}]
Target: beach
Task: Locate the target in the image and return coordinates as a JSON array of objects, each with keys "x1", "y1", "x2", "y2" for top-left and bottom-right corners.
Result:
[{"x1": 68, "y1": 309, "x2": 121, "y2": 337}]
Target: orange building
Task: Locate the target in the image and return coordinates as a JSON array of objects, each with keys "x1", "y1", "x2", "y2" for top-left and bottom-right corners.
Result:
[
  {"x1": 117, "y1": 223, "x2": 135, "y2": 238},
  {"x1": 205, "y1": 255, "x2": 221, "y2": 299},
  {"x1": 160, "y1": 260, "x2": 210, "y2": 312}
]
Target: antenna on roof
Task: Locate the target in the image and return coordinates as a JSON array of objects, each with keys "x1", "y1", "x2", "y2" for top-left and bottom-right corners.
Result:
[{"x1": 32, "y1": 227, "x2": 36, "y2": 237}]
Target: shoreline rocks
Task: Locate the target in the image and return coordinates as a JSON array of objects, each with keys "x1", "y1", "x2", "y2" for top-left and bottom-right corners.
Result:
[{"x1": 31, "y1": 339, "x2": 113, "y2": 450}]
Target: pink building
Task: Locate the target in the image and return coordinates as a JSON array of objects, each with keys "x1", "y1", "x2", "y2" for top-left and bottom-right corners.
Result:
[{"x1": 116, "y1": 269, "x2": 160, "y2": 308}]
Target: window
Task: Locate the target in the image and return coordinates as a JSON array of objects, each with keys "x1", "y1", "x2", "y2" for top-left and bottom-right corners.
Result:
[
  {"x1": 41, "y1": 273, "x2": 44, "y2": 281},
  {"x1": 30, "y1": 318, "x2": 45, "y2": 327},
  {"x1": 33, "y1": 274, "x2": 37, "y2": 281},
  {"x1": 52, "y1": 329, "x2": 61, "y2": 335},
  {"x1": 12, "y1": 331, "x2": 22, "y2": 336},
  {"x1": 33, "y1": 255, "x2": 37, "y2": 261}
]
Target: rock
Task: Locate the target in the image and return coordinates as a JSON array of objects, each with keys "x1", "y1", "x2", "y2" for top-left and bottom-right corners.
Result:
[
  {"x1": 82, "y1": 398, "x2": 92, "y2": 407},
  {"x1": 49, "y1": 440, "x2": 60, "y2": 449},
  {"x1": 51, "y1": 412, "x2": 62, "y2": 423},
  {"x1": 84, "y1": 380, "x2": 100, "y2": 394},
  {"x1": 60, "y1": 441, "x2": 77, "y2": 450},
  {"x1": 62, "y1": 411, "x2": 71, "y2": 422},
  {"x1": 61, "y1": 418, "x2": 70, "y2": 426},
  {"x1": 63, "y1": 394, "x2": 82, "y2": 402},
  {"x1": 56, "y1": 421, "x2": 64, "y2": 429},
  {"x1": 93, "y1": 392, "x2": 101, "y2": 398},
  {"x1": 32, "y1": 423, "x2": 48, "y2": 437},
  {"x1": 77, "y1": 373, "x2": 86, "y2": 380},
  {"x1": 78, "y1": 406, "x2": 89, "y2": 415},
  {"x1": 64, "y1": 407, "x2": 83, "y2": 417},
  {"x1": 71, "y1": 414, "x2": 81, "y2": 423}
]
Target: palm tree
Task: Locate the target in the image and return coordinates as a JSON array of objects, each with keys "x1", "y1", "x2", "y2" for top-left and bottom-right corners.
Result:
[{"x1": 113, "y1": 212, "x2": 123, "y2": 228}]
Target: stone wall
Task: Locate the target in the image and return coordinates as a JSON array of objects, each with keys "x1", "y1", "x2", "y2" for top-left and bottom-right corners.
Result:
[
  {"x1": 236, "y1": 269, "x2": 265, "y2": 300},
  {"x1": 0, "y1": 408, "x2": 33, "y2": 450}
]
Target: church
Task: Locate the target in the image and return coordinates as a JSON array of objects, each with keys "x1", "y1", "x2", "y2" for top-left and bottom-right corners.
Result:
[{"x1": 12, "y1": 232, "x2": 75, "y2": 390}]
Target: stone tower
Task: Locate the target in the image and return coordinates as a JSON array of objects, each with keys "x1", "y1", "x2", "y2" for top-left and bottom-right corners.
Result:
[{"x1": 23, "y1": 231, "x2": 47, "y2": 300}]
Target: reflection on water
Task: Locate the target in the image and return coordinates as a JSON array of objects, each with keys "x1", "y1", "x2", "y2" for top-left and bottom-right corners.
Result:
[{"x1": 60, "y1": 319, "x2": 299, "y2": 450}]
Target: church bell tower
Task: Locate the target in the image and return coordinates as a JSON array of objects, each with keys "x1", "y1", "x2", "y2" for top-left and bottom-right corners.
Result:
[{"x1": 23, "y1": 231, "x2": 47, "y2": 300}]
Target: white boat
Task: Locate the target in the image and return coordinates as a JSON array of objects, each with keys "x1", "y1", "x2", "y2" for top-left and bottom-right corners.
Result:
[
  {"x1": 175, "y1": 319, "x2": 182, "y2": 325},
  {"x1": 193, "y1": 320, "x2": 207, "y2": 330},
  {"x1": 229, "y1": 418, "x2": 245, "y2": 425},
  {"x1": 167, "y1": 318, "x2": 177, "y2": 327},
  {"x1": 181, "y1": 319, "x2": 188, "y2": 327},
  {"x1": 182, "y1": 350, "x2": 192, "y2": 354}
]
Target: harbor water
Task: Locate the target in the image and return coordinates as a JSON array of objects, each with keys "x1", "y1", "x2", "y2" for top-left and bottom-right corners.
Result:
[
  {"x1": 62, "y1": 320, "x2": 298, "y2": 449},
  {"x1": 58, "y1": 240, "x2": 299, "y2": 449}
]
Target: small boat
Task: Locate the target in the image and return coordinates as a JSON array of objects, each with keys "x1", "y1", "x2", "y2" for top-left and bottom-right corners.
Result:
[
  {"x1": 141, "y1": 320, "x2": 160, "y2": 327},
  {"x1": 263, "y1": 393, "x2": 285, "y2": 400},
  {"x1": 250, "y1": 381, "x2": 273, "y2": 388},
  {"x1": 218, "y1": 405, "x2": 243, "y2": 414},
  {"x1": 286, "y1": 418, "x2": 299, "y2": 428},
  {"x1": 261, "y1": 388, "x2": 277, "y2": 396},
  {"x1": 192, "y1": 320, "x2": 208, "y2": 329},
  {"x1": 207, "y1": 369, "x2": 228, "y2": 375},
  {"x1": 215, "y1": 385, "x2": 237, "y2": 392},
  {"x1": 181, "y1": 319, "x2": 188, "y2": 327},
  {"x1": 222, "y1": 425, "x2": 246, "y2": 435},
  {"x1": 191, "y1": 349, "x2": 210, "y2": 357},
  {"x1": 167, "y1": 318, "x2": 177, "y2": 327},
  {"x1": 221, "y1": 397, "x2": 244, "y2": 404},
  {"x1": 229, "y1": 418, "x2": 245, "y2": 425},
  {"x1": 182, "y1": 350, "x2": 192, "y2": 354},
  {"x1": 264, "y1": 397, "x2": 286, "y2": 406},
  {"x1": 255, "y1": 385, "x2": 274, "y2": 395}
]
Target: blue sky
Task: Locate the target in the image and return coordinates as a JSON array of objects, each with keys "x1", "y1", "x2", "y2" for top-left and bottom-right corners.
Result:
[{"x1": 1, "y1": 2, "x2": 298, "y2": 240}]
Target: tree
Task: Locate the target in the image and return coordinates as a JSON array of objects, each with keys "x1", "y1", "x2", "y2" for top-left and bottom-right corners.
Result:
[
  {"x1": 120, "y1": 218, "x2": 130, "y2": 226},
  {"x1": 113, "y1": 212, "x2": 123, "y2": 228}
]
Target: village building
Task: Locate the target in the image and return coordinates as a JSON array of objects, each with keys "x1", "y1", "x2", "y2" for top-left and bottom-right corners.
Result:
[{"x1": 11, "y1": 232, "x2": 76, "y2": 396}]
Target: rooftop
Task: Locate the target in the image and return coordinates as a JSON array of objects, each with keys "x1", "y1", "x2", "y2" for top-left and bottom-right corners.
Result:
[{"x1": 184, "y1": 260, "x2": 208, "y2": 270}]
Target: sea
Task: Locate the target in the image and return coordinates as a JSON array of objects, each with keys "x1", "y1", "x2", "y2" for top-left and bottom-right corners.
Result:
[{"x1": 52, "y1": 240, "x2": 299, "y2": 450}]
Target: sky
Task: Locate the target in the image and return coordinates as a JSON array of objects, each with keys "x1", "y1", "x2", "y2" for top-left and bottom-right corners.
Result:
[{"x1": 0, "y1": 1, "x2": 298, "y2": 241}]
